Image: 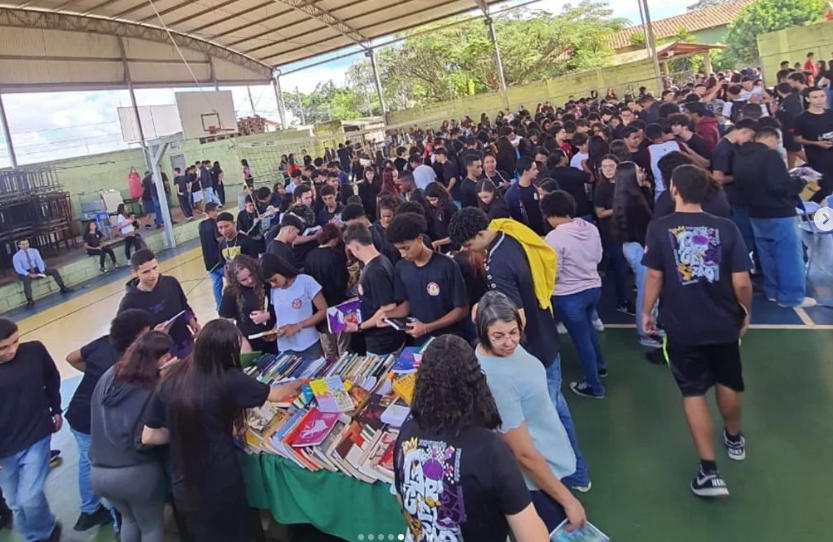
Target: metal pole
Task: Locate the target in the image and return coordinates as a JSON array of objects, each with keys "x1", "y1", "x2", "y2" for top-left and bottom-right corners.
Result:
[
  {"x1": 485, "y1": 17, "x2": 510, "y2": 111},
  {"x1": 247, "y1": 86, "x2": 257, "y2": 116},
  {"x1": 640, "y1": 0, "x2": 664, "y2": 95},
  {"x1": 273, "y1": 71, "x2": 287, "y2": 128},
  {"x1": 0, "y1": 92, "x2": 18, "y2": 168},
  {"x1": 366, "y1": 49, "x2": 388, "y2": 117},
  {"x1": 296, "y1": 86, "x2": 306, "y2": 125}
]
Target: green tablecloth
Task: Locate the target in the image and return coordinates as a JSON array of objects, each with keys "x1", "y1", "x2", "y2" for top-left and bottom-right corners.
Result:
[{"x1": 240, "y1": 452, "x2": 406, "y2": 541}]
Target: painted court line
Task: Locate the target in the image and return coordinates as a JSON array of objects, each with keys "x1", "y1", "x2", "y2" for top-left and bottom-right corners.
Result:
[{"x1": 603, "y1": 323, "x2": 833, "y2": 331}]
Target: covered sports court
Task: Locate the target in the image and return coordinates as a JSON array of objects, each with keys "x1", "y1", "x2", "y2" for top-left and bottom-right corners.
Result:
[{"x1": 1, "y1": 1, "x2": 832, "y2": 541}]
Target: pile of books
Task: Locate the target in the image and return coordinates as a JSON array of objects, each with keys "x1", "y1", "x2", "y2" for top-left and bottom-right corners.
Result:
[{"x1": 242, "y1": 345, "x2": 429, "y2": 485}]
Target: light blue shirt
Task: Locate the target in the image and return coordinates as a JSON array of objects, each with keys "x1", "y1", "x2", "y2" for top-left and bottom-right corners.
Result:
[
  {"x1": 13, "y1": 248, "x2": 45, "y2": 276},
  {"x1": 412, "y1": 164, "x2": 437, "y2": 191},
  {"x1": 477, "y1": 345, "x2": 576, "y2": 489}
]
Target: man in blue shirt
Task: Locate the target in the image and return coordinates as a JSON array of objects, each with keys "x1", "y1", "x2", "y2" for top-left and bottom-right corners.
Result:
[{"x1": 12, "y1": 240, "x2": 71, "y2": 309}]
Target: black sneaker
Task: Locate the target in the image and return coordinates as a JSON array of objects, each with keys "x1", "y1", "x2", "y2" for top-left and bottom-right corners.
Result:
[
  {"x1": 39, "y1": 522, "x2": 62, "y2": 542},
  {"x1": 598, "y1": 368, "x2": 609, "y2": 379},
  {"x1": 49, "y1": 449, "x2": 61, "y2": 468},
  {"x1": 73, "y1": 506, "x2": 112, "y2": 532},
  {"x1": 723, "y1": 430, "x2": 746, "y2": 461},
  {"x1": 691, "y1": 467, "x2": 729, "y2": 498},
  {"x1": 569, "y1": 381, "x2": 605, "y2": 399},
  {"x1": 616, "y1": 300, "x2": 636, "y2": 315}
]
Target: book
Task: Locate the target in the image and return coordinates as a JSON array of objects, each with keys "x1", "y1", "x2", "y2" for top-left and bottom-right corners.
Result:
[
  {"x1": 311, "y1": 376, "x2": 355, "y2": 413},
  {"x1": 392, "y1": 347, "x2": 422, "y2": 374},
  {"x1": 327, "y1": 298, "x2": 362, "y2": 334},
  {"x1": 549, "y1": 521, "x2": 610, "y2": 542},
  {"x1": 290, "y1": 408, "x2": 340, "y2": 448},
  {"x1": 392, "y1": 373, "x2": 416, "y2": 405},
  {"x1": 380, "y1": 399, "x2": 410, "y2": 428}
]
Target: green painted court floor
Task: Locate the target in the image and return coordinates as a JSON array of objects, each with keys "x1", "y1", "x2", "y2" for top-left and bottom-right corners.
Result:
[{"x1": 2, "y1": 329, "x2": 830, "y2": 542}]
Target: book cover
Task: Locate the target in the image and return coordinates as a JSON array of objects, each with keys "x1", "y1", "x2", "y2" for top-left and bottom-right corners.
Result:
[
  {"x1": 392, "y1": 373, "x2": 416, "y2": 405},
  {"x1": 392, "y1": 347, "x2": 422, "y2": 374},
  {"x1": 290, "y1": 408, "x2": 340, "y2": 448},
  {"x1": 381, "y1": 399, "x2": 410, "y2": 428},
  {"x1": 549, "y1": 521, "x2": 610, "y2": 542},
  {"x1": 326, "y1": 298, "x2": 362, "y2": 334}
]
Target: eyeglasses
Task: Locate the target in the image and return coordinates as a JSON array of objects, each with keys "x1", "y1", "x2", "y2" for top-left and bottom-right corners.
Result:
[{"x1": 489, "y1": 329, "x2": 521, "y2": 345}]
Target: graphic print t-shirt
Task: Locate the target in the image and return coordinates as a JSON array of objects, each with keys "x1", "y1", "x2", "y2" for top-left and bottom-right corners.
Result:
[
  {"x1": 642, "y1": 212, "x2": 750, "y2": 346},
  {"x1": 394, "y1": 421, "x2": 531, "y2": 542}
]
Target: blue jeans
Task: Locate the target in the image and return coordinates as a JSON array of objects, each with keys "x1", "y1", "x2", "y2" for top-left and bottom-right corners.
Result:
[
  {"x1": 553, "y1": 288, "x2": 606, "y2": 395},
  {"x1": 623, "y1": 242, "x2": 649, "y2": 340},
  {"x1": 151, "y1": 198, "x2": 163, "y2": 226},
  {"x1": 71, "y1": 429, "x2": 101, "y2": 515},
  {"x1": 209, "y1": 266, "x2": 225, "y2": 310},
  {"x1": 732, "y1": 207, "x2": 756, "y2": 264},
  {"x1": 750, "y1": 216, "x2": 806, "y2": 306},
  {"x1": 0, "y1": 437, "x2": 56, "y2": 542},
  {"x1": 545, "y1": 355, "x2": 589, "y2": 487},
  {"x1": 203, "y1": 187, "x2": 221, "y2": 206},
  {"x1": 530, "y1": 490, "x2": 566, "y2": 532}
]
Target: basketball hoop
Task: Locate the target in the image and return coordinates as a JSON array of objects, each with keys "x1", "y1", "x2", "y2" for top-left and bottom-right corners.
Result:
[{"x1": 208, "y1": 126, "x2": 219, "y2": 135}]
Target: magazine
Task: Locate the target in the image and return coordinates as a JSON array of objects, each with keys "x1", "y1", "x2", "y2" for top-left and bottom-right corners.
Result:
[
  {"x1": 550, "y1": 520, "x2": 609, "y2": 542},
  {"x1": 327, "y1": 298, "x2": 362, "y2": 334}
]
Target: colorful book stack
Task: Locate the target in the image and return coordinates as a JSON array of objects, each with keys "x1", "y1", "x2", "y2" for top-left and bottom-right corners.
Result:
[{"x1": 241, "y1": 350, "x2": 415, "y2": 484}]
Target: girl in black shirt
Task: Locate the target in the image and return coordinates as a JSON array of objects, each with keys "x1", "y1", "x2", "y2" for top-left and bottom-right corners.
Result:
[
  {"x1": 475, "y1": 179, "x2": 510, "y2": 219},
  {"x1": 358, "y1": 166, "x2": 381, "y2": 220},
  {"x1": 83, "y1": 221, "x2": 117, "y2": 272},
  {"x1": 219, "y1": 255, "x2": 276, "y2": 354},
  {"x1": 424, "y1": 183, "x2": 458, "y2": 253}
]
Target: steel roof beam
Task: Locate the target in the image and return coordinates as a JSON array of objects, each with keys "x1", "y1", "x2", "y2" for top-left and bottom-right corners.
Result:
[{"x1": 274, "y1": 0, "x2": 370, "y2": 49}]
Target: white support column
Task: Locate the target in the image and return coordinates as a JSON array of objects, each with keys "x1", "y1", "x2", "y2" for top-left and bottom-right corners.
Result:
[
  {"x1": 146, "y1": 142, "x2": 175, "y2": 249},
  {"x1": 273, "y1": 71, "x2": 287, "y2": 128},
  {"x1": 0, "y1": 92, "x2": 18, "y2": 169},
  {"x1": 485, "y1": 16, "x2": 509, "y2": 111},
  {"x1": 366, "y1": 49, "x2": 387, "y2": 118},
  {"x1": 640, "y1": 0, "x2": 664, "y2": 95},
  {"x1": 247, "y1": 86, "x2": 257, "y2": 116}
]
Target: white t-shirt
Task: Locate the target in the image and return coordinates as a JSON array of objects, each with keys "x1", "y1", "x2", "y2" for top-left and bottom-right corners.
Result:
[
  {"x1": 270, "y1": 274, "x2": 322, "y2": 353},
  {"x1": 570, "y1": 152, "x2": 588, "y2": 171},
  {"x1": 117, "y1": 214, "x2": 134, "y2": 235},
  {"x1": 413, "y1": 164, "x2": 437, "y2": 191}
]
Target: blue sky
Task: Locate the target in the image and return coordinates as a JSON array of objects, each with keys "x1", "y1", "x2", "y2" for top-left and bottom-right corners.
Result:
[{"x1": 0, "y1": 0, "x2": 693, "y2": 167}]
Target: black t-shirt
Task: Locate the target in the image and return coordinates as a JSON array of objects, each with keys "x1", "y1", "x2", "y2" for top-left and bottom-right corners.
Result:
[
  {"x1": 428, "y1": 205, "x2": 459, "y2": 249},
  {"x1": 218, "y1": 286, "x2": 274, "y2": 340},
  {"x1": 393, "y1": 157, "x2": 408, "y2": 173},
  {"x1": 593, "y1": 180, "x2": 615, "y2": 240},
  {"x1": 200, "y1": 167, "x2": 213, "y2": 190},
  {"x1": 479, "y1": 170, "x2": 511, "y2": 188},
  {"x1": 454, "y1": 177, "x2": 479, "y2": 209},
  {"x1": 653, "y1": 188, "x2": 732, "y2": 220},
  {"x1": 174, "y1": 175, "x2": 189, "y2": 196},
  {"x1": 551, "y1": 167, "x2": 592, "y2": 218},
  {"x1": 630, "y1": 147, "x2": 650, "y2": 172},
  {"x1": 394, "y1": 420, "x2": 531, "y2": 542},
  {"x1": 711, "y1": 138, "x2": 739, "y2": 205},
  {"x1": 84, "y1": 230, "x2": 103, "y2": 249},
  {"x1": 317, "y1": 203, "x2": 344, "y2": 227},
  {"x1": 506, "y1": 183, "x2": 545, "y2": 235},
  {"x1": 199, "y1": 218, "x2": 222, "y2": 272},
  {"x1": 794, "y1": 109, "x2": 833, "y2": 173},
  {"x1": 66, "y1": 336, "x2": 119, "y2": 434},
  {"x1": 439, "y1": 160, "x2": 459, "y2": 188},
  {"x1": 393, "y1": 252, "x2": 469, "y2": 342},
  {"x1": 304, "y1": 246, "x2": 349, "y2": 307},
  {"x1": 188, "y1": 172, "x2": 200, "y2": 194},
  {"x1": 486, "y1": 234, "x2": 559, "y2": 366},
  {"x1": 236, "y1": 210, "x2": 260, "y2": 239},
  {"x1": 266, "y1": 238, "x2": 296, "y2": 265},
  {"x1": 643, "y1": 212, "x2": 750, "y2": 346},
  {"x1": 0, "y1": 342, "x2": 62, "y2": 457},
  {"x1": 292, "y1": 238, "x2": 318, "y2": 270},
  {"x1": 359, "y1": 255, "x2": 405, "y2": 354},
  {"x1": 681, "y1": 133, "x2": 713, "y2": 162},
  {"x1": 145, "y1": 368, "x2": 269, "y2": 506},
  {"x1": 141, "y1": 175, "x2": 154, "y2": 202},
  {"x1": 219, "y1": 234, "x2": 259, "y2": 264}
]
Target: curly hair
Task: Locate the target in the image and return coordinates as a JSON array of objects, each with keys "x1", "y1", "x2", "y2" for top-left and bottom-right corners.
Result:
[
  {"x1": 224, "y1": 255, "x2": 266, "y2": 321},
  {"x1": 411, "y1": 335, "x2": 501, "y2": 434},
  {"x1": 448, "y1": 206, "x2": 490, "y2": 246}
]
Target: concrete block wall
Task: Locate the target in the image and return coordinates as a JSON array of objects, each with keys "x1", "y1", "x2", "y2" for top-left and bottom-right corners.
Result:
[
  {"x1": 0, "y1": 217, "x2": 204, "y2": 314},
  {"x1": 758, "y1": 20, "x2": 833, "y2": 85}
]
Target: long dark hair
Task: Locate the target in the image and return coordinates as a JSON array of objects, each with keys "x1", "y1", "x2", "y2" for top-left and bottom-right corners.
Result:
[
  {"x1": 586, "y1": 135, "x2": 610, "y2": 182},
  {"x1": 113, "y1": 331, "x2": 171, "y2": 386},
  {"x1": 163, "y1": 320, "x2": 246, "y2": 506},
  {"x1": 424, "y1": 182, "x2": 453, "y2": 221},
  {"x1": 475, "y1": 179, "x2": 504, "y2": 213},
  {"x1": 224, "y1": 255, "x2": 266, "y2": 321},
  {"x1": 612, "y1": 162, "x2": 651, "y2": 242},
  {"x1": 496, "y1": 136, "x2": 517, "y2": 175},
  {"x1": 411, "y1": 335, "x2": 501, "y2": 434}
]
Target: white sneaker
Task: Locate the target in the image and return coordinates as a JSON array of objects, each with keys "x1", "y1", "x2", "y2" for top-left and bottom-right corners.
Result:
[
  {"x1": 638, "y1": 336, "x2": 662, "y2": 349},
  {"x1": 592, "y1": 318, "x2": 604, "y2": 332},
  {"x1": 778, "y1": 297, "x2": 817, "y2": 309},
  {"x1": 556, "y1": 323, "x2": 568, "y2": 335}
]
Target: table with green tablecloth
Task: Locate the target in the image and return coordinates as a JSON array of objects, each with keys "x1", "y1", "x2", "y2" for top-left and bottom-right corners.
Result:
[{"x1": 240, "y1": 452, "x2": 407, "y2": 541}]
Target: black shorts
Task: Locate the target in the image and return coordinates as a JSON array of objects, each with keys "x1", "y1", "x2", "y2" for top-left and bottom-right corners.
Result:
[{"x1": 665, "y1": 339, "x2": 744, "y2": 397}]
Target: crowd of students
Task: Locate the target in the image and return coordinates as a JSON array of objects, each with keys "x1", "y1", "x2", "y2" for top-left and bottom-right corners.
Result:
[{"x1": 1, "y1": 62, "x2": 830, "y2": 542}]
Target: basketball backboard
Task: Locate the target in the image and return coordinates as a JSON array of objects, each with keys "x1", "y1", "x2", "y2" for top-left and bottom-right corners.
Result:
[
  {"x1": 118, "y1": 104, "x2": 182, "y2": 143},
  {"x1": 175, "y1": 90, "x2": 238, "y2": 140}
]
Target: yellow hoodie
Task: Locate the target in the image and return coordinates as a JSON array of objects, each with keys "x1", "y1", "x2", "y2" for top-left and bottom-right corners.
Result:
[{"x1": 488, "y1": 219, "x2": 557, "y2": 312}]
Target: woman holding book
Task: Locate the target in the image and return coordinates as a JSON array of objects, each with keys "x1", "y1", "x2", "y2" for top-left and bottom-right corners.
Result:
[
  {"x1": 258, "y1": 253, "x2": 328, "y2": 358},
  {"x1": 142, "y1": 320, "x2": 302, "y2": 542},
  {"x1": 393, "y1": 334, "x2": 550, "y2": 542},
  {"x1": 474, "y1": 291, "x2": 588, "y2": 533},
  {"x1": 89, "y1": 331, "x2": 172, "y2": 542},
  {"x1": 219, "y1": 255, "x2": 276, "y2": 355}
]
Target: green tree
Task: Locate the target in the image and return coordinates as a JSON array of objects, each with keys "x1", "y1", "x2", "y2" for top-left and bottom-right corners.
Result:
[
  {"x1": 724, "y1": 0, "x2": 826, "y2": 63},
  {"x1": 630, "y1": 32, "x2": 646, "y2": 48},
  {"x1": 284, "y1": 81, "x2": 368, "y2": 125},
  {"x1": 687, "y1": 0, "x2": 729, "y2": 11}
]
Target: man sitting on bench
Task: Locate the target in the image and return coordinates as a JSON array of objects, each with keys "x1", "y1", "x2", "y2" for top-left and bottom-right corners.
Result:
[{"x1": 12, "y1": 240, "x2": 72, "y2": 309}]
